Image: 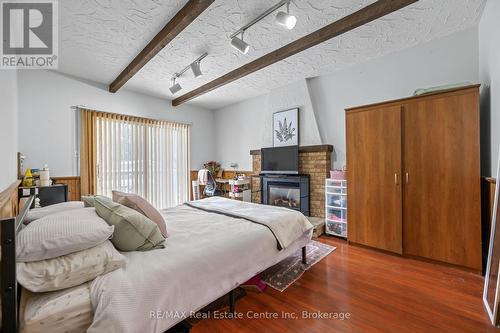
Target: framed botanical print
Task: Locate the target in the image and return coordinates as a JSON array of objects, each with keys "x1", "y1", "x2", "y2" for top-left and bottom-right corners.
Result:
[{"x1": 273, "y1": 108, "x2": 299, "y2": 147}]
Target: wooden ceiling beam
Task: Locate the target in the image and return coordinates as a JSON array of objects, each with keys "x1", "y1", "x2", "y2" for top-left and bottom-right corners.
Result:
[
  {"x1": 109, "y1": 0, "x2": 214, "y2": 93},
  {"x1": 172, "y1": 0, "x2": 418, "y2": 106}
]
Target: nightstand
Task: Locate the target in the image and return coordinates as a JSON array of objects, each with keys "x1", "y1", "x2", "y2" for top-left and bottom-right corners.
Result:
[{"x1": 18, "y1": 184, "x2": 68, "y2": 208}]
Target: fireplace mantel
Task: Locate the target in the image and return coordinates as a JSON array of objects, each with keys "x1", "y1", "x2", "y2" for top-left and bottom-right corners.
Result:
[
  {"x1": 250, "y1": 144, "x2": 332, "y2": 218},
  {"x1": 261, "y1": 174, "x2": 310, "y2": 216},
  {"x1": 249, "y1": 144, "x2": 333, "y2": 155}
]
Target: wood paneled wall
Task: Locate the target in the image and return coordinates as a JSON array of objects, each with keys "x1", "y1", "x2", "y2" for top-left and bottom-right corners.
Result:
[
  {"x1": 0, "y1": 180, "x2": 21, "y2": 219},
  {"x1": 52, "y1": 176, "x2": 81, "y2": 201}
]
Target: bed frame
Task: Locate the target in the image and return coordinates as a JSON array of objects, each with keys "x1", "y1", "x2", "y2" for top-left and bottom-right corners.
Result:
[
  {"x1": 1, "y1": 195, "x2": 34, "y2": 333},
  {"x1": 0, "y1": 196, "x2": 306, "y2": 332}
]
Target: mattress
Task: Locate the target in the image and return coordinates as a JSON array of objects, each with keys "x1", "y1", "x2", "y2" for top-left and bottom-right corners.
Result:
[{"x1": 20, "y1": 282, "x2": 93, "y2": 333}]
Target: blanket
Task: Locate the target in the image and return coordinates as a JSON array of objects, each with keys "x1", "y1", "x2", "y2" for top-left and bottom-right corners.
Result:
[{"x1": 185, "y1": 197, "x2": 313, "y2": 250}]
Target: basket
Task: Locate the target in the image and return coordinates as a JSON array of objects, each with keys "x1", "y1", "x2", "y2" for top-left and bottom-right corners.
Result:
[{"x1": 330, "y1": 170, "x2": 346, "y2": 180}]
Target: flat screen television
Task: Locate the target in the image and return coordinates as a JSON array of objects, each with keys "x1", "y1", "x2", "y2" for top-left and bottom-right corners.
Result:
[{"x1": 261, "y1": 145, "x2": 299, "y2": 174}]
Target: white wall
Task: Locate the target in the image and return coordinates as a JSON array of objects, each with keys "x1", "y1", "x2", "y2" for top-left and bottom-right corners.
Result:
[
  {"x1": 9, "y1": 26, "x2": 486, "y2": 179},
  {"x1": 214, "y1": 79, "x2": 321, "y2": 170},
  {"x1": 479, "y1": 0, "x2": 500, "y2": 177},
  {"x1": 214, "y1": 28, "x2": 479, "y2": 171},
  {"x1": 0, "y1": 70, "x2": 19, "y2": 190},
  {"x1": 17, "y1": 70, "x2": 215, "y2": 176}
]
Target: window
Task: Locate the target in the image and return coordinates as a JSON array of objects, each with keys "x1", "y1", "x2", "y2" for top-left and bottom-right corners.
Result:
[{"x1": 95, "y1": 113, "x2": 190, "y2": 209}]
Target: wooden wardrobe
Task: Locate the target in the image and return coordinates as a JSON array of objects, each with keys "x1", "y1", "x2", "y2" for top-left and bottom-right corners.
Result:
[{"x1": 345, "y1": 85, "x2": 481, "y2": 271}]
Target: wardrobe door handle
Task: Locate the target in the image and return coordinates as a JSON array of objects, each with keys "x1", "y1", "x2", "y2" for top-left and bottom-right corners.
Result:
[
  {"x1": 405, "y1": 172, "x2": 409, "y2": 184},
  {"x1": 394, "y1": 173, "x2": 398, "y2": 186}
]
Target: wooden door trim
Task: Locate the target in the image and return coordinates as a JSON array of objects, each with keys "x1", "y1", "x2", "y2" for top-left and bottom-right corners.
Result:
[{"x1": 345, "y1": 85, "x2": 480, "y2": 114}]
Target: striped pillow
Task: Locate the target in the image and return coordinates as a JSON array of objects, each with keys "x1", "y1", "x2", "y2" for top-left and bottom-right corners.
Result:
[{"x1": 16, "y1": 208, "x2": 114, "y2": 262}]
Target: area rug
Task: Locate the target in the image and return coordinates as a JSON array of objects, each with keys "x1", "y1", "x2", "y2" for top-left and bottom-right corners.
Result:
[{"x1": 261, "y1": 240, "x2": 336, "y2": 292}]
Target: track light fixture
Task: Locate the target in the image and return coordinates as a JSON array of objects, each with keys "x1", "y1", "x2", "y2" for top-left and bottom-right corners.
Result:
[
  {"x1": 231, "y1": 32, "x2": 250, "y2": 54},
  {"x1": 169, "y1": 77, "x2": 182, "y2": 95},
  {"x1": 190, "y1": 61, "x2": 203, "y2": 78},
  {"x1": 230, "y1": 0, "x2": 296, "y2": 55},
  {"x1": 275, "y1": 2, "x2": 296, "y2": 30},
  {"x1": 169, "y1": 52, "x2": 208, "y2": 95}
]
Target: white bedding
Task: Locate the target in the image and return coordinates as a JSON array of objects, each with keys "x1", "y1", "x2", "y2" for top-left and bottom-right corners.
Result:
[
  {"x1": 89, "y1": 202, "x2": 313, "y2": 332},
  {"x1": 20, "y1": 283, "x2": 93, "y2": 333},
  {"x1": 186, "y1": 197, "x2": 313, "y2": 250}
]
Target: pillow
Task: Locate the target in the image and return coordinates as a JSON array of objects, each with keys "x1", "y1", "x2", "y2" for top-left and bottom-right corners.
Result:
[
  {"x1": 112, "y1": 190, "x2": 168, "y2": 237},
  {"x1": 24, "y1": 201, "x2": 85, "y2": 224},
  {"x1": 94, "y1": 197, "x2": 165, "y2": 251},
  {"x1": 16, "y1": 208, "x2": 114, "y2": 262},
  {"x1": 17, "y1": 241, "x2": 125, "y2": 292},
  {"x1": 82, "y1": 195, "x2": 112, "y2": 208},
  {"x1": 20, "y1": 283, "x2": 93, "y2": 332}
]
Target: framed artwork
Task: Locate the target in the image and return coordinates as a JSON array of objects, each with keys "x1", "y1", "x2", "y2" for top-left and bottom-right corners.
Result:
[
  {"x1": 484, "y1": 147, "x2": 500, "y2": 326},
  {"x1": 273, "y1": 108, "x2": 299, "y2": 147}
]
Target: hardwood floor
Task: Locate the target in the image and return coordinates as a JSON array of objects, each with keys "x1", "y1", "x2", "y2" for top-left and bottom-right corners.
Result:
[{"x1": 192, "y1": 237, "x2": 496, "y2": 333}]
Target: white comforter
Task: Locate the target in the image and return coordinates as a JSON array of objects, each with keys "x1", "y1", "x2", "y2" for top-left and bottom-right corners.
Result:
[
  {"x1": 88, "y1": 201, "x2": 313, "y2": 333},
  {"x1": 185, "y1": 197, "x2": 313, "y2": 249}
]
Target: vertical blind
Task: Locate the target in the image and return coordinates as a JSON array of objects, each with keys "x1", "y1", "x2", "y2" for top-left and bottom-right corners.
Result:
[{"x1": 93, "y1": 112, "x2": 190, "y2": 209}]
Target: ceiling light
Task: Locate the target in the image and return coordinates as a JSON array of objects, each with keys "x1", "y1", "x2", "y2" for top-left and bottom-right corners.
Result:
[
  {"x1": 230, "y1": 1, "x2": 297, "y2": 54},
  {"x1": 169, "y1": 77, "x2": 182, "y2": 95},
  {"x1": 275, "y1": 2, "x2": 296, "y2": 30},
  {"x1": 190, "y1": 61, "x2": 203, "y2": 78},
  {"x1": 231, "y1": 34, "x2": 250, "y2": 54},
  {"x1": 168, "y1": 53, "x2": 208, "y2": 95},
  {"x1": 275, "y1": 11, "x2": 296, "y2": 30}
]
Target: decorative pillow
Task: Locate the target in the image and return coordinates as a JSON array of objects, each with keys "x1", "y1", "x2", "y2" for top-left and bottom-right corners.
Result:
[
  {"x1": 82, "y1": 195, "x2": 112, "y2": 208},
  {"x1": 112, "y1": 190, "x2": 168, "y2": 237},
  {"x1": 94, "y1": 197, "x2": 165, "y2": 251},
  {"x1": 24, "y1": 201, "x2": 85, "y2": 224},
  {"x1": 17, "y1": 241, "x2": 125, "y2": 292},
  {"x1": 16, "y1": 208, "x2": 114, "y2": 262}
]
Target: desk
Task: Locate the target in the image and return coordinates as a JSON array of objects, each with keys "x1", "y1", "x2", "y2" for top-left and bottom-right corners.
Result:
[{"x1": 215, "y1": 178, "x2": 229, "y2": 196}]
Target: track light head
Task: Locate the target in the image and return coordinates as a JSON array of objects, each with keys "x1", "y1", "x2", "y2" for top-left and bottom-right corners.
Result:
[
  {"x1": 169, "y1": 77, "x2": 182, "y2": 95},
  {"x1": 231, "y1": 35, "x2": 250, "y2": 54},
  {"x1": 190, "y1": 61, "x2": 203, "y2": 78},
  {"x1": 275, "y1": 11, "x2": 296, "y2": 30}
]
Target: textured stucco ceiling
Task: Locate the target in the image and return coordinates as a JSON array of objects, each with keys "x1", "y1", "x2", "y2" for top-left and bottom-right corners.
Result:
[{"x1": 59, "y1": 0, "x2": 486, "y2": 110}]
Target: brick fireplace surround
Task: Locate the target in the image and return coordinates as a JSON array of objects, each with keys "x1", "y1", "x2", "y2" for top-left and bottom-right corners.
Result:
[{"x1": 250, "y1": 145, "x2": 333, "y2": 218}]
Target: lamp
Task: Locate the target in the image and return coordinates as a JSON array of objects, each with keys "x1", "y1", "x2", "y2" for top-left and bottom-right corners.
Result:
[
  {"x1": 190, "y1": 61, "x2": 203, "y2": 78},
  {"x1": 275, "y1": 2, "x2": 296, "y2": 30},
  {"x1": 169, "y1": 77, "x2": 182, "y2": 95},
  {"x1": 231, "y1": 33, "x2": 250, "y2": 54}
]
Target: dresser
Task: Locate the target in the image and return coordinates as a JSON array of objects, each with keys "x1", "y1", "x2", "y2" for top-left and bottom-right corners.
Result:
[{"x1": 345, "y1": 85, "x2": 481, "y2": 271}]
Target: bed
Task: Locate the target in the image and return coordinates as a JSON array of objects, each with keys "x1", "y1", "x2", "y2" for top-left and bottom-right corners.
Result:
[{"x1": 3, "y1": 196, "x2": 313, "y2": 333}]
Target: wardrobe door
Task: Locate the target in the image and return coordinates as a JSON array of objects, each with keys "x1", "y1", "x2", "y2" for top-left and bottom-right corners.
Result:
[
  {"x1": 403, "y1": 90, "x2": 481, "y2": 270},
  {"x1": 346, "y1": 105, "x2": 403, "y2": 254}
]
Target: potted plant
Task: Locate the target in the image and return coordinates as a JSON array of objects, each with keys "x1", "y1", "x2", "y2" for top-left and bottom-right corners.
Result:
[{"x1": 204, "y1": 161, "x2": 221, "y2": 176}]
